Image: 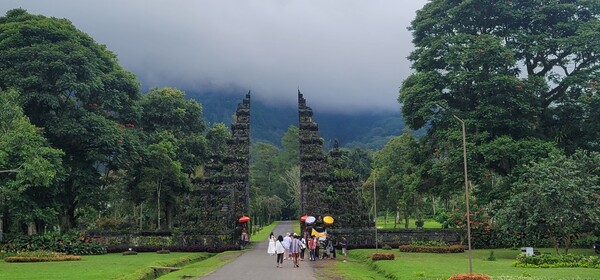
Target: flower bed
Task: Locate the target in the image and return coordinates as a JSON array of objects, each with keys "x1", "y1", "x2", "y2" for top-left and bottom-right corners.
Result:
[
  {"x1": 448, "y1": 273, "x2": 491, "y2": 280},
  {"x1": 371, "y1": 252, "x2": 395, "y2": 261},
  {"x1": 4, "y1": 251, "x2": 81, "y2": 262}
]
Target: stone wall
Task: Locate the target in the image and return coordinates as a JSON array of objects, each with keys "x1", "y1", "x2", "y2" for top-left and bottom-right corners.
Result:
[{"x1": 331, "y1": 228, "x2": 463, "y2": 247}]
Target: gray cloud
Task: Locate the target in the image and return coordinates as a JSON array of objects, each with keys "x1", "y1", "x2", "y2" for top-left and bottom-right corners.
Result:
[{"x1": 1, "y1": 0, "x2": 428, "y2": 113}]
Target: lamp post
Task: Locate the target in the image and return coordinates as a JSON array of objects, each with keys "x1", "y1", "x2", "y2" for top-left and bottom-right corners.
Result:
[
  {"x1": 438, "y1": 104, "x2": 473, "y2": 274},
  {"x1": 374, "y1": 174, "x2": 378, "y2": 251}
]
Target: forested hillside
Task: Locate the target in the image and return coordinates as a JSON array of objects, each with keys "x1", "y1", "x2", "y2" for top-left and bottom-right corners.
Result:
[{"x1": 188, "y1": 90, "x2": 406, "y2": 149}]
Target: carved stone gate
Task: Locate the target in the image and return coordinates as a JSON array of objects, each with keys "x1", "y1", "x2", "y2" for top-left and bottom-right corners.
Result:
[{"x1": 195, "y1": 91, "x2": 373, "y2": 245}]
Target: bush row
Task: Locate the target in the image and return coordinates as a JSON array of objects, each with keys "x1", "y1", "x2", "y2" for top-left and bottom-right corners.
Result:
[
  {"x1": 2, "y1": 231, "x2": 106, "y2": 255},
  {"x1": 448, "y1": 273, "x2": 491, "y2": 280},
  {"x1": 514, "y1": 253, "x2": 600, "y2": 269},
  {"x1": 106, "y1": 244, "x2": 240, "y2": 253},
  {"x1": 371, "y1": 252, "x2": 395, "y2": 261},
  {"x1": 399, "y1": 245, "x2": 465, "y2": 253}
]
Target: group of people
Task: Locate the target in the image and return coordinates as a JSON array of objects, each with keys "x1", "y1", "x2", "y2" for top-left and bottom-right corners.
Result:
[{"x1": 267, "y1": 232, "x2": 348, "y2": 268}]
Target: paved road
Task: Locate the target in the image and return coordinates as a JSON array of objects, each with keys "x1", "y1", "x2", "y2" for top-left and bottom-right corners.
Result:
[{"x1": 199, "y1": 221, "x2": 317, "y2": 280}]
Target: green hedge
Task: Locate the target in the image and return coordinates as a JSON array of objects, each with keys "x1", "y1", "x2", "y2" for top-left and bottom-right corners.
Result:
[
  {"x1": 2, "y1": 231, "x2": 106, "y2": 256},
  {"x1": 514, "y1": 253, "x2": 600, "y2": 269}
]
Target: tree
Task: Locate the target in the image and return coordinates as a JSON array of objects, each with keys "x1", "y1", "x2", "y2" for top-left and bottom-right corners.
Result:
[
  {"x1": 495, "y1": 150, "x2": 600, "y2": 254},
  {"x1": 139, "y1": 87, "x2": 207, "y2": 175},
  {"x1": 137, "y1": 132, "x2": 189, "y2": 230},
  {"x1": 344, "y1": 147, "x2": 373, "y2": 182},
  {"x1": 0, "y1": 88, "x2": 63, "y2": 235},
  {"x1": 0, "y1": 9, "x2": 142, "y2": 230},
  {"x1": 401, "y1": 1, "x2": 600, "y2": 150},
  {"x1": 369, "y1": 132, "x2": 422, "y2": 228},
  {"x1": 399, "y1": 0, "x2": 600, "y2": 216}
]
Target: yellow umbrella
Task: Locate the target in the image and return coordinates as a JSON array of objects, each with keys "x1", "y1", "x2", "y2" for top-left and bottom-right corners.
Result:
[{"x1": 323, "y1": 216, "x2": 334, "y2": 225}]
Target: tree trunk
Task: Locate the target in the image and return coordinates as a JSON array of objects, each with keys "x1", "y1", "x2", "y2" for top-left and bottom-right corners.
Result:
[
  {"x1": 165, "y1": 201, "x2": 173, "y2": 229},
  {"x1": 156, "y1": 178, "x2": 162, "y2": 230},
  {"x1": 27, "y1": 222, "x2": 37, "y2": 235},
  {"x1": 61, "y1": 178, "x2": 77, "y2": 231},
  {"x1": 139, "y1": 203, "x2": 143, "y2": 230}
]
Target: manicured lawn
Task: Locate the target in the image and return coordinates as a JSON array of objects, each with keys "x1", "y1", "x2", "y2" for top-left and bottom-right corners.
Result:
[
  {"x1": 156, "y1": 251, "x2": 242, "y2": 279},
  {"x1": 336, "y1": 248, "x2": 599, "y2": 280},
  {"x1": 250, "y1": 221, "x2": 279, "y2": 242},
  {"x1": 0, "y1": 252, "x2": 210, "y2": 280}
]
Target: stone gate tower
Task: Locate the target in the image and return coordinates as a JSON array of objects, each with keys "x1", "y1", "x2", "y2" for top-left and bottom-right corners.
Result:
[{"x1": 298, "y1": 91, "x2": 374, "y2": 244}]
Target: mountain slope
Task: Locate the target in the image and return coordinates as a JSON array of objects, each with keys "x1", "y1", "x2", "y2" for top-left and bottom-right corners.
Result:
[{"x1": 188, "y1": 90, "x2": 404, "y2": 149}]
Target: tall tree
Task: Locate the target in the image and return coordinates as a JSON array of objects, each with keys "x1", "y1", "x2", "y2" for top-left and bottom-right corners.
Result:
[
  {"x1": 0, "y1": 9, "x2": 142, "y2": 230},
  {"x1": 398, "y1": 0, "x2": 600, "y2": 212},
  {"x1": 368, "y1": 133, "x2": 422, "y2": 228},
  {"x1": 0, "y1": 89, "x2": 63, "y2": 235},
  {"x1": 401, "y1": 0, "x2": 600, "y2": 150},
  {"x1": 137, "y1": 132, "x2": 188, "y2": 230}
]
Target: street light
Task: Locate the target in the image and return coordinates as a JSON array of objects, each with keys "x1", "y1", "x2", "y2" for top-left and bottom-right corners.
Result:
[
  {"x1": 374, "y1": 174, "x2": 378, "y2": 251},
  {"x1": 437, "y1": 104, "x2": 473, "y2": 274}
]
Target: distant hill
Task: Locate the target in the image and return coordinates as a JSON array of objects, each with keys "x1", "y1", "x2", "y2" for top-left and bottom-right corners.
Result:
[{"x1": 187, "y1": 90, "x2": 405, "y2": 150}]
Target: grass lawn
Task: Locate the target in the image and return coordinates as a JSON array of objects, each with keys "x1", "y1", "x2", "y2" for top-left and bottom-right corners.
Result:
[
  {"x1": 0, "y1": 252, "x2": 211, "y2": 280},
  {"x1": 156, "y1": 251, "x2": 242, "y2": 279},
  {"x1": 250, "y1": 221, "x2": 279, "y2": 242},
  {"x1": 335, "y1": 248, "x2": 599, "y2": 280}
]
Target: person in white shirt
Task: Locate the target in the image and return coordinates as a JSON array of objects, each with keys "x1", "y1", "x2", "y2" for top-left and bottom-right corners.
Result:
[
  {"x1": 275, "y1": 235, "x2": 285, "y2": 268},
  {"x1": 267, "y1": 232, "x2": 276, "y2": 256},
  {"x1": 282, "y1": 232, "x2": 292, "y2": 260}
]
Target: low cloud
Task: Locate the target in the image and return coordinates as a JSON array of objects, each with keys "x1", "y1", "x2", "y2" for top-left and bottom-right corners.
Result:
[{"x1": 1, "y1": 0, "x2": 428, "y2": 113}]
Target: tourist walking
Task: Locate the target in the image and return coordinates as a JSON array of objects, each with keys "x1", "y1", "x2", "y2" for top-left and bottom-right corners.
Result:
[
  {"x1": 299, "y1": 235, "x2": 307, "y2": 261},
  {"x1": 275, "y1": 235, "x2": 285, "y2": 268},
  {"x1": 240, "y1": 229, "x2": 249, "y2": 249},
  {"x1": 267, "y1": 232, "x2": 276, "y2": 256},
  {"x1": 289, "y1": 233, "x2": 301, "y2": 267},
  {"x1": 308, "y1": 235, "x2": 317, "y2": 261},
  {"x1": 282, "y1": 232, "x2": 292, "y2": 259},
  {"x1": 339, "y1": 237, "x2": 348, "y2": 262}
]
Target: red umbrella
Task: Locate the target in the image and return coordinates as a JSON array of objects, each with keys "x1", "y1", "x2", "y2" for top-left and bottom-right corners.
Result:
[
  {"x1": 300, "y1": 215, "x2": 309, "y2": 222},
  {"x1": 238, "y1": 215, "x2": 250, "y2": 223}
]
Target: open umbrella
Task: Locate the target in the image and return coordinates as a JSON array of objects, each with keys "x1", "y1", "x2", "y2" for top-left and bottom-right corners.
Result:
[
  {"x1": 305, "y1": 216, "x2": 316, "y2": 224},
  {"x1": 323, "y1": 216, "x2": 334, "y2": 225},
  {"x1": 238, "y1": 215, "x2": 250, "y2": 223},
  {"x1": 300, "y1": 214, "x2": 309, "y2": 222}
]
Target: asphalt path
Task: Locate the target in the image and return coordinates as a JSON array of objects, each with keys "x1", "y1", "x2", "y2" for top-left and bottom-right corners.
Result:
[{"x1": 199, "y1": 221, "x2": 317, "y2": 280}]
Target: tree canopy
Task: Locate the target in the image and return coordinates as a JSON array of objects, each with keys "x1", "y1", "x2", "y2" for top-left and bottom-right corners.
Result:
[
  {"x1": 400, "y1": 0, "x2": 600, "y2": 152},
  {"x1": 0, "y1": 8, "x2": 142, "y2": 230}
]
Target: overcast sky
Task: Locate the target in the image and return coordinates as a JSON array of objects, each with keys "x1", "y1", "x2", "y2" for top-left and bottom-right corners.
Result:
[{"x1": 1, "y1": 0, "x2": 429, "y2": 113}]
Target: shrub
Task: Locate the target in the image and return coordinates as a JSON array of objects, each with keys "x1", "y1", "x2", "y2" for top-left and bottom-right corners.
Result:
[
  {"x1": 514, "y1": 253, "x2": 600, "y2": 269},
  {"x1": 448, "y1": 273, "x2": 491, "y2": 280},
  {"x1": 157, "y1": 249, "x2": 171, "y2": 254},
  {"x1": 106, "y1": 244, "x2": 239, "y2": 253},
  {"x1": 4, "y1": 251, "x2": 81, "y2": 262},
  {"x1": 399, "y1": 245, "x2": 465, "y2": 253},
  {"x1": 122, "y1": 250, "x2": 138, "y2": 256},
  {"x1": 381, "y1": 244, "x2": 392, "y2": 250},
  {"x1": 371, "y1": 252, "x2": 395, "y2": 261},
  {"x1": 486, "y1": 250, "x2": 496, "y2": 261},
  {"x1": 2, "y1": 231, "x2": 106, "y2": 255},
  {"x1": 409, "y1": 240, "x2": 448, "y2": 247}
]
